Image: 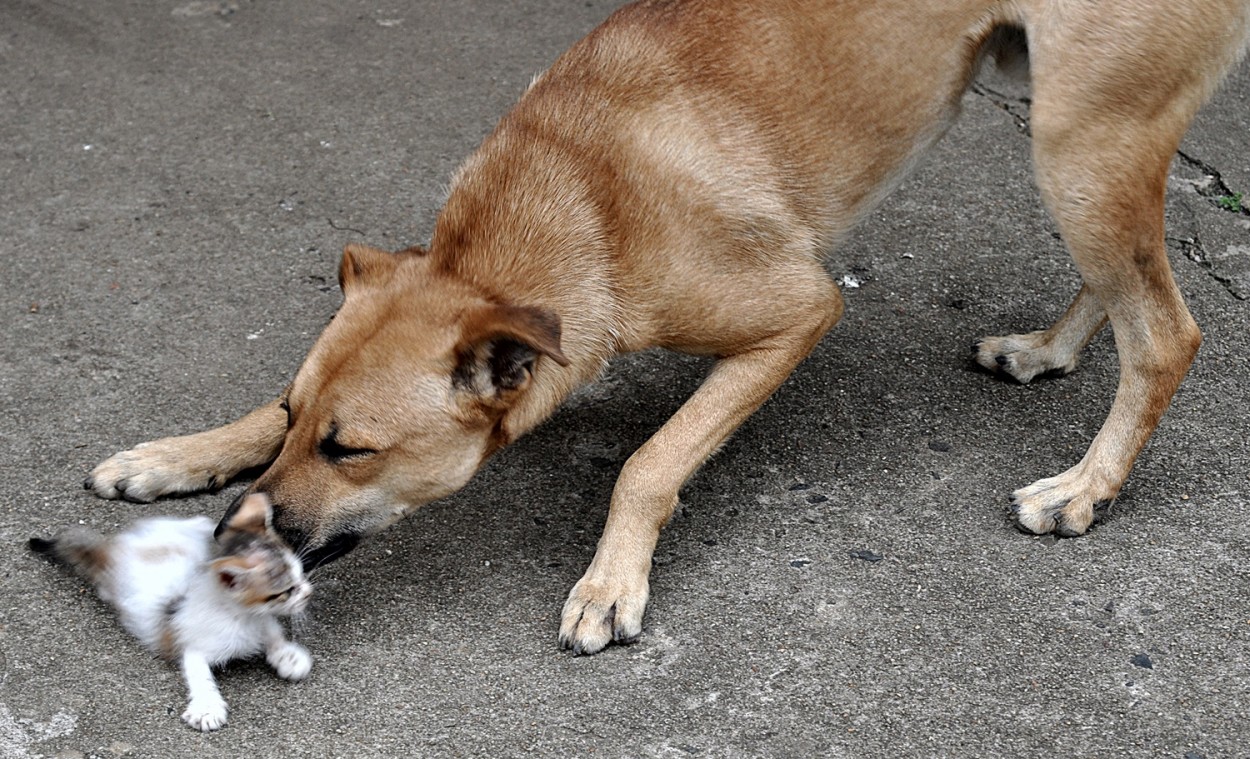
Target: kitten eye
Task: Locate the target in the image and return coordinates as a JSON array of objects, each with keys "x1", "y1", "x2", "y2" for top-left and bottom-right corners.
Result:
[
  {"x1": 319, "y1": 425, "x2": 377, "y2": 463},
  {"x1": 265, "y1": 588, "x2": 295, "y2": 603}
]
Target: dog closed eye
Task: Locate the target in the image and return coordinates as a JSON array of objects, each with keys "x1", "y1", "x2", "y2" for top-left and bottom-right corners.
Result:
[{"x1": 318, "y1": 426, "x2": 378, "y2": 462}]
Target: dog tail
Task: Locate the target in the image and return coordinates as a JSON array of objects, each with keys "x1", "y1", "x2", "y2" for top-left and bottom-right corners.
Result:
[
  {"x1": 28, "y1": 528, "x2": 113, "y2": 587},
  {"x1": 983, "y1": 24, "x2": 1030, "y2": 81}
]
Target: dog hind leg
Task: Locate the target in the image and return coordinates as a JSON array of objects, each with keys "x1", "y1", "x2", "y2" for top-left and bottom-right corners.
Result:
[
  {"x1": 1010, "y1": 123, "x2": 1198, "y2": 535},
  {"x1": 972, "y1": 284, "x2": 1107, "y2": 383},
  {"x1": 1006, "y1": 2, "x2": 1248, "y2": 534}
]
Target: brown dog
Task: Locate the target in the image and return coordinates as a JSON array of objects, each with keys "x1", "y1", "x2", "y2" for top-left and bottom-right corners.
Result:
[{"x1": 86, "y1": 0, "x2": 1250, "y2": 654}]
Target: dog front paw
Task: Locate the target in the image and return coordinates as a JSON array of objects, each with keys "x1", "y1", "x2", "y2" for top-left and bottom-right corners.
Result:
[
  {"x1": 971, "y1": 332, "x2": 1077, "y2": 384},
  {"x1": 558, "y1": 571, "x2": 649, "y2": 656},
  {"x1": 267, "y1": 642, "x2": 313, "y2": 681},
  {"x1": 1010, "y1": 472, "x2": 1117, "y2": 536},
  {"x1": 85, "y1": 439, "x2": 226, "y2": 502},
  {"x1": 182, "y1": 697, "x2": 229, "y2": 732}
]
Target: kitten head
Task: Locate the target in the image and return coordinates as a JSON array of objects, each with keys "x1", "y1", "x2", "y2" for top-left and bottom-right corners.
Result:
[{"x1": 212, "y1": 493, "x2": 312, "y2": 616}]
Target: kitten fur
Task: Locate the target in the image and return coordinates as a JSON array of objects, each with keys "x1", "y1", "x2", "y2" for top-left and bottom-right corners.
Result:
[{"x1": 29, "y1": 493, "x2": 313, "y2": 732}]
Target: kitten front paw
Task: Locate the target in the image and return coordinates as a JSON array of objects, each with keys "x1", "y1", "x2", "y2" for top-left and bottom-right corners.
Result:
[
  {"x1": 182, "y1": 698, "x2": 228, "y2": 732},
  {"x1": 268, "y1": 642, "x2": 312, "y2": 681}
]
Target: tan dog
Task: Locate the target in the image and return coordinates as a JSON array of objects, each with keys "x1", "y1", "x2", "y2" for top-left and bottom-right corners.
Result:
[{"x1": 86, "y1": 0, "x2": 1250, "y2": 654}]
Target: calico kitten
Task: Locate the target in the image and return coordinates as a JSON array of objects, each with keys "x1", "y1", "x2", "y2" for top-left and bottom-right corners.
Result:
[{"x1": 29, "y1": 493, "x2": 313, "y2": 731}]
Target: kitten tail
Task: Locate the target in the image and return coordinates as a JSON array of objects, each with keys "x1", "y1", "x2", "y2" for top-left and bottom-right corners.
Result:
[{"x1": 28, "y1": 528, "x2": 113, "y2": 585}]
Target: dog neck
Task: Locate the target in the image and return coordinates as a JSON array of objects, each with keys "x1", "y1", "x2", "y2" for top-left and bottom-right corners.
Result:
[{"x1": 429, "y1": 128, "x2": 628, "y2": 453}]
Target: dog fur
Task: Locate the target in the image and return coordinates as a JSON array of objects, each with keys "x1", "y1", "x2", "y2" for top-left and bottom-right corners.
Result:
[{"x1": 87, "y1": 0, "x2": 1250, "y2": 655}]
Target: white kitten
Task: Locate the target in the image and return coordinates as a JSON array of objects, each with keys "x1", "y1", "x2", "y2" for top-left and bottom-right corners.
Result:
[{"x1": 30, "y1": 494, "x2": 313, "y2": 732}]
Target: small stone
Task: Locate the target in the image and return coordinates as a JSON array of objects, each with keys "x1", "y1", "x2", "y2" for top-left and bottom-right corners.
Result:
[
  {"x1": 788, "y1": 482, "x2": 812, "y2": 491},
  {"x1": 806, "y1": 494, "x2": 829, "y2": 504},
  {"x1": 1130, "y1": 652, "x2": 1154, "y2": 669},
  {"x1": 789, "y1": 559, "x2": 811, "y2": 568},
  {"x1": 850, "y1": 549, "x2": 883, "y2": 562},
  {"x1": 702, "y1": 539, "x2": 717, "y2": 546},
  {"x1": 927, "y1": 440, "x2": 951, "y2": 452}
]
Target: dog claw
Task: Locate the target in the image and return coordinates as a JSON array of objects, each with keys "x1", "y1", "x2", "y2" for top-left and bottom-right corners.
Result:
[{"x1": 1053, "y1": 522, "x2": 1083, "y2": 538}]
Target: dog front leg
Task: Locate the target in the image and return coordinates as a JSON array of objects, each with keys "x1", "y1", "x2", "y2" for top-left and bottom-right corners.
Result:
[
  {"x1": 85, "y1": 399, "x2": 286, "y2": 503},
  {"x1": 559, "y1": 289, "x2": 842, "y2": 655}
]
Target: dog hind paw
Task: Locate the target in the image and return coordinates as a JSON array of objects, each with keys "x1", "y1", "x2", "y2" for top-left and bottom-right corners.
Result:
[
  {"x1": 971, "y1": 332, "x2": 1077, "y2": 384},
  {"x1": 558, "y1": 577, "x2": 648, "y2": 656},
  {"x1": 1010, "y1": 474, "x2": 1116, "y2": 536}
]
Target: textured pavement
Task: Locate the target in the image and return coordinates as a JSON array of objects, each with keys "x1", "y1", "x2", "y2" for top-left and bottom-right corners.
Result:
[{"x1": 1, "y1": 1, "x2": 1248, "y2": 757}]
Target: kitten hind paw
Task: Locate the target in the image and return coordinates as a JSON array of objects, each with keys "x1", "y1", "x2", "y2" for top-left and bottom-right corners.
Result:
[
  {"x1": 268, "y1": 641, "x2": 312, "y2": 681},
  {"x1": 182, "y1": 698, "x2": 228, "y2": 732}
]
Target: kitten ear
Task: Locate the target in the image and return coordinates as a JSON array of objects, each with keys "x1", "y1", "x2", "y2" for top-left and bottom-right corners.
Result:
[
  {"x1": 213, "y1": 558, "x2": 248, "y2": 590},
  {"x1": 223, "y1": 493, "x2": 273, "y2": 535}
]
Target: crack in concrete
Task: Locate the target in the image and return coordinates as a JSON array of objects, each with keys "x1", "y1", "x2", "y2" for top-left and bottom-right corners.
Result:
[
  {"x1": 327, "y1": 217, "x2": 367, "y2": 236},
  {"x1": 1164, "y1": 230, "x2": 1234, "y2": 291},
  {"x1": 1167, "y1": 197, "x2": 1248, "y2": 301},
  {"x1": 970, "y1": 81, "x2": 1031, "y2": 135},
  {"x1": 969, "y1": 81, "x2": 1247, "y2": 302},
  {"x1": 1176, "y1": 150, "x2": 1249, "y2": 216},
  {"x1": 969, "y1": 86, "x2": 1246, "y2": 224}
]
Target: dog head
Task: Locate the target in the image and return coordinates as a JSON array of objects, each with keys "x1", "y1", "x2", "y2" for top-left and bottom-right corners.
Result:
[{"x1": 221, "y1": 243, "x2": 569, "y2": 568}]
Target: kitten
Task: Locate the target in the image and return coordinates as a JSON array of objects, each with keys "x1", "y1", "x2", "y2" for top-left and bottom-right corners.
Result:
[{"x1": 29, "y1": 493, "x2": 313, "y2": 732}]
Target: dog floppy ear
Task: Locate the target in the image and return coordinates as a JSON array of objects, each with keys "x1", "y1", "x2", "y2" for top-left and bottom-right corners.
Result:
[
  {"x1": 454, "y1": 304, "x2": 571, "y2": 399},
  {"x1": 339, "y1": 243, "x2": 401, "y2": 292}
]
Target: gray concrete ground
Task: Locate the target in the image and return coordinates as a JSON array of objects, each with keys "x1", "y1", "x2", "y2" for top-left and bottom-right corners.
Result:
[{"x1": 1, "y1": 1, "x2": 1248, "y2": 757}]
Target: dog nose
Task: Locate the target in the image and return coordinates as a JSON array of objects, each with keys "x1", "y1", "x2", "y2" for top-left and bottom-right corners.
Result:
[
  {"x1": 266, "y1": 505, "x2": 309, "y2": 551},
  {"x1": 276, "y1": 524, "x2": 310, "y2": 553},
  {"x1": 216, "y1": 491, "x2": 307, "y2": 550},
  {"x1": 298, "y1": 531, "x2": 362, "y2": 572}
]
